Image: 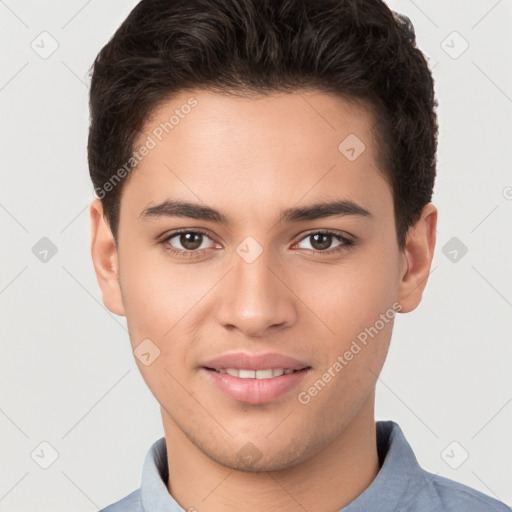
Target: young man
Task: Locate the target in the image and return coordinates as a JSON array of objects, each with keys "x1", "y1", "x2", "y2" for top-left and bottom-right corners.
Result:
[{"x1": 88, "y1": 1, "x2": 510, "y2": 511}]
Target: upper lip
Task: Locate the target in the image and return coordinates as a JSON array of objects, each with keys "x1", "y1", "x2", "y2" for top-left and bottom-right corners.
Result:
[{"x1": 201, "y1": 352, "x2": 310, "y2": 371}]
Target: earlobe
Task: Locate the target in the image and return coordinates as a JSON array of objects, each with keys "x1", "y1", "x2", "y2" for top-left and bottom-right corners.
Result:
[
  {"x1": 89, "y1": 199, "x2": 126, "y2": 316},
  {"x1": 397, "y1": 203, "x2": 437, "y2": 313}
]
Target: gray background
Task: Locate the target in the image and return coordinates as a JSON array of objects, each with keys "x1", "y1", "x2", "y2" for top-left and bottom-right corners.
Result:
[{"x1": 1, "y1": 1, "x2": 511, "y2": 510}]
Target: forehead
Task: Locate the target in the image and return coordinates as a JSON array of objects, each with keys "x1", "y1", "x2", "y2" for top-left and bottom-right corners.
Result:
[
  {"x1": 143, "y1": 88, "x2": 378, "y2": 152},
  {"x1": 122, "y1": 88, "x2": 391, "y2": 224}
]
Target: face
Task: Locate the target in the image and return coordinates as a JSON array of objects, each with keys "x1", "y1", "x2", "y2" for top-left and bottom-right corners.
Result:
[{"x1": 91, "y1": 89, "x2": 436, "y2": 472}]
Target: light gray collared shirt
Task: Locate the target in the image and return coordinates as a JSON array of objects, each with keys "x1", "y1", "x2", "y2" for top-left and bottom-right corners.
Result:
[{"x1": 100, "y1": 421, "x2": 510, "y2": 511}]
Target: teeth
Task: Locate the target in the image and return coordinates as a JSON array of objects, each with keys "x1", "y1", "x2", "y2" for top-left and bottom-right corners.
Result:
[
  {"x1": 256, "y1": 369, "x2": 274, "y2": 379},
  {"x1": 215, "y1": 368, "x2": 299, "y2": 379}
]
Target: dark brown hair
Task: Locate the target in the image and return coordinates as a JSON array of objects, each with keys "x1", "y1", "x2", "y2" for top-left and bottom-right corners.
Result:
[{"x1": 88, "y1": 0, "x2": 438, "y2": 250}]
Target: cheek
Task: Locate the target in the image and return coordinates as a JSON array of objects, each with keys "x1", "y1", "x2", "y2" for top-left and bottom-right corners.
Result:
[
  {"x1": 119, "y1": 253, "x2": 203, "y2": 397},
  {"x1": 298, "y1": 247, "x2": 400, "y2": 338},
  {"x1": 296, "y1": 304, "x2": 395, "y2": 423},
  {"x1": 294, "y1": 240, "x2": 400, "y2": 398},
  {"x1": 118, "y1": 248, "x2": 195, "y2": 344},
  {"x1": 119, "y1": 250, "x2": 226, "y2": 377}
]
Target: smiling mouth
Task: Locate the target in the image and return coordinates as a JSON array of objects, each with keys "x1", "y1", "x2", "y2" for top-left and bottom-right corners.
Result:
[{"x1": 204, "y1": 367, "x2": 310, "y2": 379}]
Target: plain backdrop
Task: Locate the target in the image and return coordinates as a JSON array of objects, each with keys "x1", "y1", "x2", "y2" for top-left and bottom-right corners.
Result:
[{"x1": 1, "y1": 1, "x2": 511, "y2": 510}]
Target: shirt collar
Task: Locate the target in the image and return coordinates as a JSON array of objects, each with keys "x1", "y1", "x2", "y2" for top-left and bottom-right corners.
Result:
[
  {"x1": 139, "y1": 420, "x2": 437, "y2": 511},
  {"x1": 139, "y1": 435, "x2": 176, "y2": 510},
  {"x1": 341, "y1": 421, "x2": 438, "y2": 511}
]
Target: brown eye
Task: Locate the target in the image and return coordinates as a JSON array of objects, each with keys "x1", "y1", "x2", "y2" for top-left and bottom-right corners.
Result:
[
  {"x1": 309, "y1": 233, "x2": 333, "y2": 251},
  {"x1": 178, "y1": 232, "x2": 203, "y2": 250},
  {"x1": 162, "y1": 230, "x2": 216, "y2": 255},
  {"x1": 296, "y1": 231, "x2": 353, "y2": 253}
]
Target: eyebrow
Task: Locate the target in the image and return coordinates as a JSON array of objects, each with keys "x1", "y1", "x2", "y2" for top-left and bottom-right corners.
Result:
[{"x1": 139, "y1": 198, "x2": 372, "y2": 224}]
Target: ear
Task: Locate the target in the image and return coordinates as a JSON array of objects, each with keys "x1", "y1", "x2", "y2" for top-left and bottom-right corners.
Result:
[
  {"x1": 89, "y1": 198, "x2": 126, "y2": 316},
  {"x1": 397, "y1": 203, "x2": 437, "y2": 313}
]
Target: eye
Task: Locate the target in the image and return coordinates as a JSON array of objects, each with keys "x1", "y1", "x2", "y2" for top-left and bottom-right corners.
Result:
[
  {"x1": 295, "y1": 230, "x2": 353, "y2": 253},
  {"x1": 161, "y1": 229, "x2": 217, "y2": 257},
  {"x1": 160, "y1": 229, "x2": 354, "y2": 258}
]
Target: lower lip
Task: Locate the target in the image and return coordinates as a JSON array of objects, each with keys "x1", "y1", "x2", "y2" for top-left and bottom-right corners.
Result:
[{"x1": 201, "y1": 368, "x2": 310, "y2": 405}]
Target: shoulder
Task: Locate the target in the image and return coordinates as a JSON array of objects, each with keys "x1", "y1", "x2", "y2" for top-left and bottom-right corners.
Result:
[
  {"x1": 373, "y1": 421, "x2": 510, "y2": 512},
  {"x1": 426, "y1": 471, "x2": 510, "y2": 512},
  {"x1": 99, "y1": 488, "x2": 143, "y2": 512}
]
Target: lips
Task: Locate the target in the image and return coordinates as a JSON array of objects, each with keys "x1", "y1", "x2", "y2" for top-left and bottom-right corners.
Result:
[{"x1": 200, "y1": 352, "x2": 312, "y2": 404}]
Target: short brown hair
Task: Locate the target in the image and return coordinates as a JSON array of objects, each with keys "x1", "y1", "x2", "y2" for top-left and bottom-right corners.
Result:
[{"x1": 88, "y1": 0, "x2": 438, "y2": 250}]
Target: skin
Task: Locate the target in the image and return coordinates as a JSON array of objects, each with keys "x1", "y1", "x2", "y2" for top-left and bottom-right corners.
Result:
[{"x1": 90, "y1": 89, "x2": 437, "y2": 512}]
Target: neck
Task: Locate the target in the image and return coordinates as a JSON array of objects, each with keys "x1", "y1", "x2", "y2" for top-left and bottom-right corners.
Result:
[{"x1": 162, "y1": 395, "x2": 380, "y2": 512}]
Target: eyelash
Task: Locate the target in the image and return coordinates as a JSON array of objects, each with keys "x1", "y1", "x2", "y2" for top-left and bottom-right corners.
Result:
[{"x1": 160, "y1": 229, "x2": 354, "y2": 258}]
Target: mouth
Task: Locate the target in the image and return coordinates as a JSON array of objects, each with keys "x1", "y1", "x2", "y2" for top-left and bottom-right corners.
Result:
[
  {"x1": 201, "y1": 366, "x2": 312, "y2": 404},
  {"x1": 203, "y1": 367, "x2": 310, "y2": 379},
  {"x1": 199, "y1": 352, "x2": 312, "y2": 404}
]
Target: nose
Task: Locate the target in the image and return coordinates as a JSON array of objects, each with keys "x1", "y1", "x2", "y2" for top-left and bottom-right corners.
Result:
[{"x1": 215, "y1": 245, "x2": 298, "y2": 338}]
